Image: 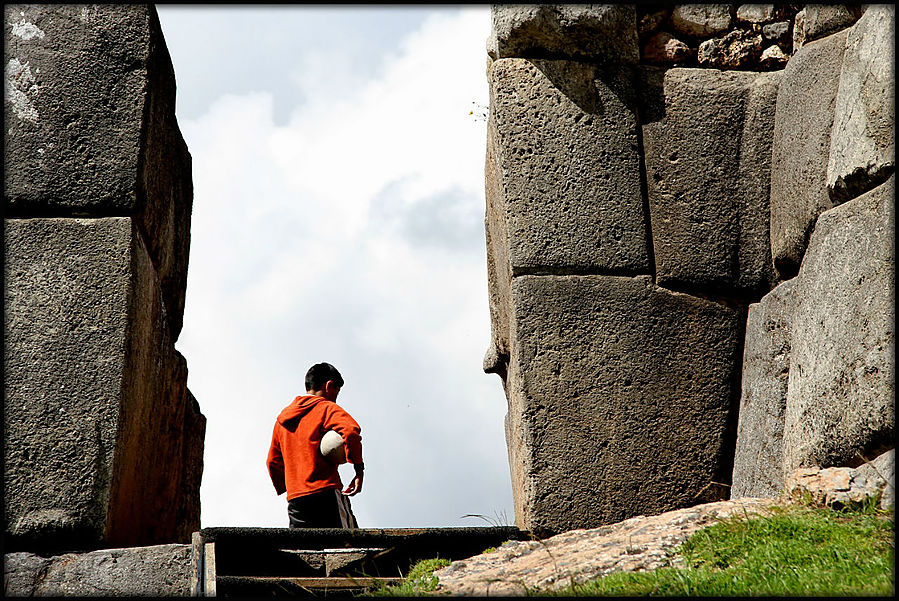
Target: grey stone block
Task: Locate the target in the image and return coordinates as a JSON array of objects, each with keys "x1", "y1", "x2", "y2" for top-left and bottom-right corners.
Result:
[
  {"x1": 4, "y1": 217, "x2": 203, "y2": 551},
  {"x1": 641, "y1": 67, "x2": 780, "y2": 296},
  {"x1": 177, "y1": 389, "x2": 207, "y2": 542},
  {"x1": 827, "y1": 5, "x2": 895, "y2": 204},
  {"x1": 793, "y1": 4, "x2": 862, "y2": 50},
  {"x1": 505, "y1": 274, "x2": 742, "y2": 534},
  {"x1": 857, "y1": 449, "x2": 895, "y2": 510},
  {"x1": 731, "y1": 279, "x2": 795, "y2": 499},
  {"x1": 672, "y1": 4, "x2": 733, "y2": 36},
  {"x1": 487, "y1": 4, "x2": 639, "y2": 63},
  {"x1": 3, "y1": 4, "x2": 192, "y2": 339},
  {"x1": 487, "y1": 58, "x2": 650, "y2": 277},
  {"x1": 4, "y1": 544, "x2": 192, "y2": 597},
  {"x1": 769, "y1": 29, "x2": 848, "y2": 279},
  {"x1": 782, "y1": 176, "x2": 895, "y2": 475}
]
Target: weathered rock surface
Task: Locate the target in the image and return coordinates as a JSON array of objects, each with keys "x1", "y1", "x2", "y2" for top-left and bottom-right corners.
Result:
[
  {"x1": 827, "y1": 5, "x2": 895, "y2": 204},
  {"x1": 641, "y1": 67, "x2": 780, "y2": 296},
  {"x1": 504, "y1": 275, "x2": 742, "y2": 535},
  {"x1": 4, "y1": 544, "x2": 192, "y2": 597},
  {"x1": 857, "y1": 449, "x2": 896, "y2": 510},
  {"x1": 434, "y1": 498, "x2": 778, "y2": 596},
  {"x1": 4, "y1": 217, "x2": 203, "y2": 551},
  {"x1": 769, "y1": 29, "x2": 848, "y2": 279},
  {"x1": 639, "y1": 9, "x2": 668, "y2": 36},
  {"x1": 697, "y1": 29, "x2": 764, "y2": 68},
  {"x1": 3, "y1": 4, "x2": 192, "y2": 339},
  {"x1": 672, "y1": 4, "x2": 732, "y2": 37},
  {"x1": 759, "y1": 44, "x2": 789, "y2": 68},
  {"x1": 486, "y1": 58, "x2": 649, "y2": 277},
  {"x1": 793, "y1": 4, "x2": 861, "y2": 51},
  {"x1": 762, "y1": 20, "x2": 790, "y2": 43},
  {"x1": 786, "y1": 449, "x2": 894, "y2": 510},
  {"x1": 782, "y1": 176, "x2": 894, "y2": 476},
  {"x1": 487, "y1": 4, "x2": 638, "y2": 63},
  {"x1": 736, "y1": 4, "x2": 775, "y2": 24},
  {"x1": 731, "y1": 280, "x2": 795, "y2": 499},
  {"x1": 643, "y1": 31, "x2": 692, "y2": 64}
]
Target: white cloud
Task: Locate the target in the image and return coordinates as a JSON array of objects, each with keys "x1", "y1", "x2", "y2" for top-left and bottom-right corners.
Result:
[{"x1": 171, "y1": 7, "x2": 513, "y2": 529}]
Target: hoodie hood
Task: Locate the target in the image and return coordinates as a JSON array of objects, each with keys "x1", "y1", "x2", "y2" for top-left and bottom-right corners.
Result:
[{"x1": 277, "y1": 395, "x2": 327, "y2": 426}]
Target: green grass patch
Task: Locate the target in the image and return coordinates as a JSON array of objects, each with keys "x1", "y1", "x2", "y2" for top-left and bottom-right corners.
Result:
[
  {"x1": 368, "y1": 557, "x2": 451, "y2": 597},
  {"x1": 541, "y1": 503, "x2": 894, "y2": 597}
]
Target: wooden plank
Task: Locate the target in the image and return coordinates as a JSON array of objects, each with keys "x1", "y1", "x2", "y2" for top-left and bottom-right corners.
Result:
[
  {"x1": 204, "y1": 542, "x2": 217, "y2": 597},
  {"x1": 189, "y1": 532, "x2": 203, "y2": 597}
]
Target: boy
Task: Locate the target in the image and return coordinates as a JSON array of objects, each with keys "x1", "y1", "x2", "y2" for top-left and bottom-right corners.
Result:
[{"x1": 267, "y1": 362, "x2": 364, "y2": 528}]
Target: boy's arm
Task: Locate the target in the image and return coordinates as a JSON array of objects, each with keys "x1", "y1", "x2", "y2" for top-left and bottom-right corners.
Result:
[
  {"x1": 266, "y1": 424, "x2": 287, "y2": 495},
  {"x1": 322, "y1": 404, "x2": 363, "y2": 465},
  {"x1": 322, "y1": 404, "x2": 365, "y2": 495}
]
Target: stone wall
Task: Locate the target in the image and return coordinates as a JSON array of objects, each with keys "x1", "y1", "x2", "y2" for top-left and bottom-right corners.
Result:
[
  {"x1": 483, "y1": 4, "x2": 893, "y2": 535},
  {"x1": 4, "y1": 4, "x2": 205, "y2": 552}
]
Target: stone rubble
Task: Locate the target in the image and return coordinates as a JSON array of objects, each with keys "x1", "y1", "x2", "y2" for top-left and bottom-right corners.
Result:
[
  {"x1": 644, "y1": 31, "x2": 692, "y2": 64},
  {"x1": 434, "y1": 498, "x2": 779, "y2": 596},
  {"x1": 785, "y1": 450, "x2": 895, "y2": 510},
  {"x1": 637, "y1": 4, "x2": 807, "y2": 70}
]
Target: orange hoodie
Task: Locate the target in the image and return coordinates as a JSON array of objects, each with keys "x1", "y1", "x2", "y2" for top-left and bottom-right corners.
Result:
[{"x1": 267, "y1": 395, "x2": 363, "y2": 500}]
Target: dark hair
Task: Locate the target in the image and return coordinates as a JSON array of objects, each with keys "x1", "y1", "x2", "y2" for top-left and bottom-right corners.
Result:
[{"x1": 305, "y1": 362, "x2": 344, "y2": 391}]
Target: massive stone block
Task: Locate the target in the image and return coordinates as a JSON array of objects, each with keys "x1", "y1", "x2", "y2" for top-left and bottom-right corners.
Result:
[
  {"x1": 827, "y1": 5, "x2": 895, "y2": 204},
  {"x1": 4, "y1": 4, "x2": 192, "y2": 339},
  {"x1": 505, "y1": 274, "x2": 742, "y2": 534},
  {"x1": 641, "y1": 67, "x2": 780, "y2": 296},
  {"x1": 731, "y1": 279, "x2": 795, "y2": 499},
  {"x1": 769, "y1": 29, "x2": 848, "y2": 279},
  {"x1": 487, "y1": 4, "x2": 639, "y2": 63},
  {"x1": 782, "y1": 176, "x2": 895, "y2": 475},
  {"x1": 4, "y1": 217, "x2": 204, "y2": 551},
  {"x1": 484, "y1": 57, "x2": 651, "y2": 374},
  {"x1": 487, "y1": 58, "x2": 650, "y2": 277},
  {"x1": 4, "y1": 544, "x2": 192, "y2": 597}
]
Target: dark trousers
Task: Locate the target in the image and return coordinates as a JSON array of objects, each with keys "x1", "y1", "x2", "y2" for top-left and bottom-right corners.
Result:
[{"x1": 288, "y1": 488, "x2": 351, "y2": 528}]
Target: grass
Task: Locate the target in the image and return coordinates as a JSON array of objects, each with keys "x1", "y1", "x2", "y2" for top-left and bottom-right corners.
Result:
[
  {"x1": 367, "y1": 557, "x2": 451, "y2": 597},
  {"x1": 541, "y1": 501, "x2": 894, "y2": 597}
]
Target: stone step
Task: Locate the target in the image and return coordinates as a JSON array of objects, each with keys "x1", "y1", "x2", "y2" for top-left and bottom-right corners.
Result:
[
  {"x1": 215, "y1": 575, "x2": 403, "y2": 596},
  {"x1": 190, "y1": 526, "x2": 529, "y2": 597}
]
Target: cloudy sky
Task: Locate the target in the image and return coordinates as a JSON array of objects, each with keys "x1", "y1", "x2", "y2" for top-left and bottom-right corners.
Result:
[{"x1": 155, "y1": 5, "x2": 515, "y2": 530}]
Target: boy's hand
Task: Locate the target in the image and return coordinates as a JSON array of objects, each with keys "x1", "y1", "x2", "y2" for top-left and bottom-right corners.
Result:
[{"x1": 342, "y1": 465, "x2": 364, "y2": 496}]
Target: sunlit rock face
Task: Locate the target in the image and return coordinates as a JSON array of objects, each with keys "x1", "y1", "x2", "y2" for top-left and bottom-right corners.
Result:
[
  {"x1": 484, "y1": 4, "x2": 894, "y2": 535},
  {"x1": 4, "y1": 4, "x2": 204, "y2": 552}
]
